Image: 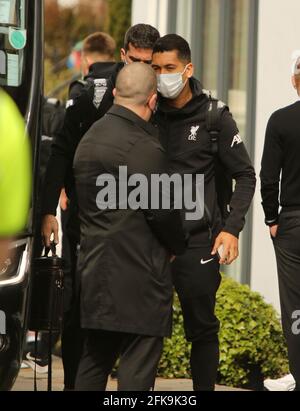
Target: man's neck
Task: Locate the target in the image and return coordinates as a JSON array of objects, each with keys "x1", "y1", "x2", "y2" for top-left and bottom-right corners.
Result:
[
  {"x1": 167, "y1": 81, "x2": 193, "y2": 109},
  {"x1": 116, "y1": 102, "x2": 149, "y2": 122}
]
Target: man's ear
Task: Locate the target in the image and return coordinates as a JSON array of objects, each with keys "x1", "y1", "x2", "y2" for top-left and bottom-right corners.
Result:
[
  {"x1": 81, "y1": 55, "x2": 89, "y2": 76},
  {"x1": 120, "y1": 48, "x2": 126, "y2": 62},
  {"x1": 292, "y1": 75, "x2": 297, "y2": 90},
  {"x1": 148, "y1": 93, "x2": 158, "y2": 111},
  {"x1": 186, "y1": 63, "x2": 194, "y2": 79},
  {"x1": 113, "y1": 88, "x2": 117, "y2": 98}
]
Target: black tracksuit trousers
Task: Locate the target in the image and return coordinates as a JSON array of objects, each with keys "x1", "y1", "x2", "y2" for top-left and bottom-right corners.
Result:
[
  {"x1": 75, "y1": 330, "x2": 163, "y2": 391},
  {"x1": 172, "y1": 246, "x2": 221, "y2": 391},
  {"x1": 272, "y1": 211, "x2": 300, "y2": 390}
]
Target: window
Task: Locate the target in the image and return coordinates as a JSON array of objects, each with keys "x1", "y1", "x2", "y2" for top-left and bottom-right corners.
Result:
[
  {"x1": 221, "y1": 0, "x2": 254, "y2": 282},
  {"x1": 201, "y1": 0, "x2": 220, "y2": 97},
  {"x1": 171, "y1": 0, "x2": 258, "y2": 284},
  {"x1": 176, "y1": 0, "x2": 193, "y2": 44},
  {"x1": 228, "y1": 0, "x2": 251, "y2": 141},
  {"x1": 0, "y1": 0, "x2": 26, "y2": 87},
  {"x1": 0, "y1": 0, "x2": 20, "y2": 27}
]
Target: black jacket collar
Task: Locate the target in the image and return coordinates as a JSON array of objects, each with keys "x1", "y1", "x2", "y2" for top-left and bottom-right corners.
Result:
[{"x1": 108, "y1": 105, "x2": 158, "y2": 137}]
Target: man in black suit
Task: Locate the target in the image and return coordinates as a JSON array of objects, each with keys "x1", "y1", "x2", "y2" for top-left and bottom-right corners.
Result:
[
  {"x1": 261, "y1": 51, "x2": 300, "y2": 391},
  {"x1": 74, "y1": 63, "x2": 187, "y2": 391}
]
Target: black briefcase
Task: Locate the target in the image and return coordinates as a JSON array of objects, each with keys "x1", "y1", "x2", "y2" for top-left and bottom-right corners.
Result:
[
  {"x1": 28, "y1": 243, "x2": 64, "y2": 391},
  {"x1": 29, "y1": 243, "x2": 64, "y2": 333}
]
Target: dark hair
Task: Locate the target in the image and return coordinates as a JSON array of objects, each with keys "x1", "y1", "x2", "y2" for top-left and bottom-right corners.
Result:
[
  {"x1": 124, "y1": 24, "x2": 160, "y2": 51},
  {"x1": 83, "y1": 32, "x2": 116, "y2": 58},
  {"x1": 153, "y1": 34, "x2": 192, "y2": 63}
]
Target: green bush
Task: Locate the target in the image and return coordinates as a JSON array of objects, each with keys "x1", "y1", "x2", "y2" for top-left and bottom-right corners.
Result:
[{"x1": 158, "y1": 276, "x2": 289, "y2": 389}]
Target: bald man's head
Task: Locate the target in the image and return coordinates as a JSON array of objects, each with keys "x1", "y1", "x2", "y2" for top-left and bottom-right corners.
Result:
[{"x1": 115, "y1": 63, "x2": 157, "y2": 107}]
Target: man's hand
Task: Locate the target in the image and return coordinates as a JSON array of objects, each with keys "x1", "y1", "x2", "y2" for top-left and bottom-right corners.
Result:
[
  {"x1": 41, "y1": 215, "x2": 59, "y2": 247},
  {"x1": 269, "y1": 225, "x2": 279, "y2": 239},
  {"x1": 211, "y1": 232, "x2": 239, "y2": 265},
  {"x1": 59, "y1": 188, "x2": 69, "y2": 211}
]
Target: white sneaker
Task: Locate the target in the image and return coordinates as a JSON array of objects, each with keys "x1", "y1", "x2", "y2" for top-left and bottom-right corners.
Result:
[
  {"x1": 264, "y1": 374, "x2": 296, "y2": 391},
  {"x1": 23, "y1": 352, "x2": 49, "y2": 374}
]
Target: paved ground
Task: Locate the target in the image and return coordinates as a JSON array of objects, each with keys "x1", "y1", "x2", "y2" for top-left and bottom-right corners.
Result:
[{"x1": 13, "y1": 357, "x2": 246, "y2": 391}]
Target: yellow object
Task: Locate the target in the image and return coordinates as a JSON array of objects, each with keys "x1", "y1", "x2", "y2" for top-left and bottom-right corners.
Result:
[{"x1": 0, "y1": 89, "x2": 31, "y2": 236}]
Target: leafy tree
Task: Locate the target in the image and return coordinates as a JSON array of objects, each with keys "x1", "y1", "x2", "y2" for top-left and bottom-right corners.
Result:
[
  {"x1": 45, "y1": 2, "x2": 107, "y2": 66},
  {"x1": 44, "y1": 1, "x2": 109, "y2": 99},
  {"x1": 105, "y1": 0, "x2": 132, "y2": 55},
  {"x1": 44, "y1": 0, "x2": 132, "y2": 99}
]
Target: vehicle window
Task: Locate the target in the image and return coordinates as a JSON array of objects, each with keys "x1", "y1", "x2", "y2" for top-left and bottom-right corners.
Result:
[{"x1": 0, "y1": 0, "x2": 26, "y2": 87}]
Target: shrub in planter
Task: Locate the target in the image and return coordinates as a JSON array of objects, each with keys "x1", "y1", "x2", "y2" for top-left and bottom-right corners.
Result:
[
  {"x1": 216, "y1": 276, "x2": 289, "y2": 389},
  {"x1": 158, "y1": 303, "x2": 191, "y2": 379},
  {"x1": 158, "y1": 276, "x2": 289, "y2": 389}
]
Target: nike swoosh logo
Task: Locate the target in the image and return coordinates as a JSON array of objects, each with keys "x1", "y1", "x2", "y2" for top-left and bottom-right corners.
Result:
[{"x1": 200, "y1": 258, "x2": 214, "y2": 265}]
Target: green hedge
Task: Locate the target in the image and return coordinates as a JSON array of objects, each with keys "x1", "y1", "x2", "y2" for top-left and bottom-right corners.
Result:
[{"x1": 158, "y1": 276, "x2": 289, "y2": 389}]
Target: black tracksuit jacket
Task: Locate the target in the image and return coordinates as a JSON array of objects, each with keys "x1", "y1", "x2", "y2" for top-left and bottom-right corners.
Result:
[
  {"x1": 261, "y1": 100, "x2": 300, "y2": 225},
  {"x1": 41, "y1": 62, "x2": 123, "y2": 220},
  {"x1": 68, "y1": 62, "x2": 118, "y2": 99},
  {"x1": 155, "y1": 78, "x2": 256, "y2": 246}
]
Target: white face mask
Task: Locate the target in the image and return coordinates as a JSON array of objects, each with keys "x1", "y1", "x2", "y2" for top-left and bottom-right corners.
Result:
[{"x1": 157, "y1": 66, "x2": 188, "y2": 99}]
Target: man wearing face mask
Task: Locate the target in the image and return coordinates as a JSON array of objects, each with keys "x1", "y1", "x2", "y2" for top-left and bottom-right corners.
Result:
[
  {"x1": 152, "y1": 35, "x2": 256, "y2": 391},
  {"x1": 74, "y1": 63, "x2": 187, "y2": 391}
]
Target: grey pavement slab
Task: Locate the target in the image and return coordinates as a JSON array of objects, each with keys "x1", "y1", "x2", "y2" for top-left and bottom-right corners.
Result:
[{"x1": 13, "y1": 357, "x2": 246, "y2": 392}]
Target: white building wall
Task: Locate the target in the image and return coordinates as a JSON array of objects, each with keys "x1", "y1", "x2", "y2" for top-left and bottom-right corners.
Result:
[{"x1": 251, "y1": 0, "x2": 300, "y2": 312}]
